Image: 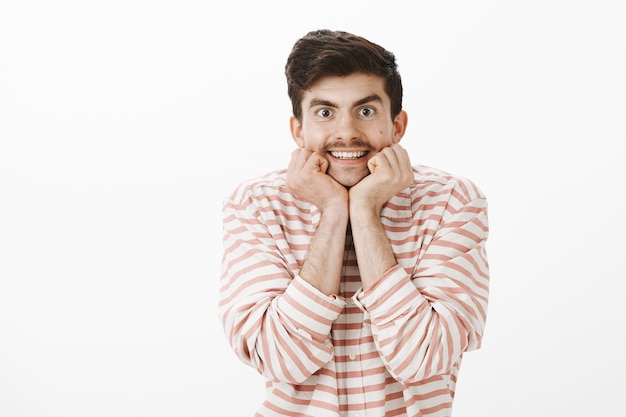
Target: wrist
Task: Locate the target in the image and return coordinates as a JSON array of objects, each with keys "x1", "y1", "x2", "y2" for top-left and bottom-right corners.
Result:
[
  {"x1": 349, "y1": 197, "x2": 383, "y2": 226},
  {"x1": 320, "y1": 195, "x2": 349, "y2": 217}
]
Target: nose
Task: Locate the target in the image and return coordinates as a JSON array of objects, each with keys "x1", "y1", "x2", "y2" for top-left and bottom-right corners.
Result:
[{"x1": 334, "y1": 114, "x2": 359, "y2": 141}]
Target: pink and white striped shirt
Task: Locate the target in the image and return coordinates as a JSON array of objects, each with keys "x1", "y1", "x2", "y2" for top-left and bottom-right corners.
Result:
[{"x1": 219, "y1": 164, "x2": 489, "y2": 417}]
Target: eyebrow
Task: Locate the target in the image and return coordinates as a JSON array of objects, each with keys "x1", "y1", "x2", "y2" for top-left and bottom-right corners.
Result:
[{"x1": 308, "y1": 94, "x2": 384, "y2": 110}]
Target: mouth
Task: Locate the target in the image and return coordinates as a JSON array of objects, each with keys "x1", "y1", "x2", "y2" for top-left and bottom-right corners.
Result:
[{"x1": 328, "y1": 150, "x2": 368, "y2": 160}]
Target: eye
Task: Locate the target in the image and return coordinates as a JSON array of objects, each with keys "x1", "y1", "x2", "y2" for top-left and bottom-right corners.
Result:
[
  {"x1": 316, "y1": 108, "x2": 333, "y2": 118},
  {"x1": 358, "y1": 106, "x2": 376, "y2": 117}
]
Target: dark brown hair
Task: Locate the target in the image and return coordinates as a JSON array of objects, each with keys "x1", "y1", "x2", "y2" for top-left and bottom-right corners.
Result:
[{"x1": 285, "y1": 29, "x2": 403, "y2": 122}]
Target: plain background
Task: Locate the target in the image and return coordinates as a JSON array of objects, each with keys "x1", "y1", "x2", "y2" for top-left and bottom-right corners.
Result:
[{"x1": 1, "y1": 1, "x2": 625, "y2": 416}]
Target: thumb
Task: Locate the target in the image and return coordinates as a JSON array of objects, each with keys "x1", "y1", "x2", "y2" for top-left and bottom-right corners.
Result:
[
  {"x1": 367, "y1": 155, "x2": 378, "y2": 173},
  {"x1": 315, "y1": 153, "x2": 329, "y2": 173}
]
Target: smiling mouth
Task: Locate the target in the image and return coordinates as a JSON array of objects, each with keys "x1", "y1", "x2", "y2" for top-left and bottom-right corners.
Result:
[{"x1": 328, "y1": 151, "x2": 368, "y2": 160}]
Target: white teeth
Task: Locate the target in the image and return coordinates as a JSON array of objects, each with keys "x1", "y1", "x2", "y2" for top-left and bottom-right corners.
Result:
[{"x1": 329, "y1": 151, "x2": 366, "y2": 159}]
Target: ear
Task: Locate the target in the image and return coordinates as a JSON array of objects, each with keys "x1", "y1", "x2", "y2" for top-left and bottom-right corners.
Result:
[
  {"x1": 289, "y1": 116, "x2": 305, "y2": 148},
  {"x1": 392, "y1": 110, "x2": 408, "y2": 144}
]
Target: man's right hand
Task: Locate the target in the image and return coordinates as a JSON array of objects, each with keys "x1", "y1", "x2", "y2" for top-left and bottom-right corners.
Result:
[
  {"x1": 286, "y1": 148, "x2": 348, "y2": 213},
  {"x1": 286, "y1": 148, "x2": 349, "y2": 295}
]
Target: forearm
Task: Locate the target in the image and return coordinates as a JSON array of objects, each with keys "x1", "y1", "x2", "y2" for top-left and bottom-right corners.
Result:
[
  {"x1": 299, "y1": 203, "x2": 349, "y2": 295},
  {"x1": 349, "y1": 204, "x2": 397, "y2": 290},
  {"x1": 360, "y1": 263, "x2": 485, "y2": 383},
  {"x1": 219, "y1": 199, "x2": 345, "y2": 382},
  {"x1": 221, "y1": 273, "x2": 344, "y2": 382},
  {"x1": 355, "y1": 197, "x2": 490, "y2": 383}
]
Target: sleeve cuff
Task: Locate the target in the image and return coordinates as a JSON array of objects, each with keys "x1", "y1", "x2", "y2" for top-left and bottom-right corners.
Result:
[
  {"x1": 277, "y1": 274, "x2": 345, "y2": 342},
  {"x1": 354, "y1": 264, "x2": 426, "y2": 324}
]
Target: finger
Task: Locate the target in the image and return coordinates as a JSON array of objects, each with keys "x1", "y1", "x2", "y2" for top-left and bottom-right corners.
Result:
[
  {"x1": 368, "y1": 148, "x2": 393, "y2": 174},
  {"x1": 391, "y1": 148, "x2": 409, "y2": 176},
  {"x1": 288, "y1": 148, "x2": 301, "y2": 171},
  {"x1": 393, "y1": 144, "x2": 411, "y2": 168},
  {"x1": 305, "y1": 152, "x2": 329, "y2": 173},
  {"x1": 392, "y1": 145, "x2": 413, "y2": 185},
  {"x1": 386, "y1": 146, "x2": 403, "y2": 171},
  {"x1": 290, "y1": 148, "x2": 313, "y2": 171},
  {"x1": 367, "y1": 154, "x2": 378, "y2": 173},
  {"x1": 384, "y1": 145, "x2": 411, "y2": 177}
]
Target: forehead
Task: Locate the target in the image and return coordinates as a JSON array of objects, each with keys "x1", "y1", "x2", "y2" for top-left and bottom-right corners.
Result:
[{"x1": 303, "y1": 73, "x2": 388, "y2": 106}]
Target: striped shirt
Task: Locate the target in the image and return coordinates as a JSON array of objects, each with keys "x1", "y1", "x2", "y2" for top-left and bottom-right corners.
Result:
[{"x1": 219, "y1": 164, "x2": 489, "y2": 417}]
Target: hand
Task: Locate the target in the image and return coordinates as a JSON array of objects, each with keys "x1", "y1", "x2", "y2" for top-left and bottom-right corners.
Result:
[
  {"x1": 286, "y1": 148, "x2": 348, "y2": 212},
  {"x1": 349, "y1": 144, "x2": 413, "y2": 215}
]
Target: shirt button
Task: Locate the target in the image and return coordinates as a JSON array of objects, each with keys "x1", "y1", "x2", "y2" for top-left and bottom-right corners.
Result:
[
  {"x1": 354, "y1": 414, "x2": 360, "y2": 417},
  {"x1": 349, "y1": 353, "x2": 356, "y2": 360}
]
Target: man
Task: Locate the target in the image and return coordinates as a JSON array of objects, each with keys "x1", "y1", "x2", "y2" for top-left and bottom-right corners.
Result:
[{"x1": 219, "y1": 29, "x2": 489, "y2": 417}]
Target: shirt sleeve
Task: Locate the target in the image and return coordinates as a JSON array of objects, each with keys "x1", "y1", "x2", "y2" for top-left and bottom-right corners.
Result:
[
  {"x1": 218, "y1": 191, "x2": 345, "y2": 383},
  {"x1": 354, "y1": 195, "x2": 489, "y2": 384}
]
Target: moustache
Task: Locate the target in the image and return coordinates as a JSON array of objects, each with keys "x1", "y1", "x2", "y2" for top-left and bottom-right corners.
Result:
[{"x1": 321, "y1": 140, "x2": 373, "y2": 152}]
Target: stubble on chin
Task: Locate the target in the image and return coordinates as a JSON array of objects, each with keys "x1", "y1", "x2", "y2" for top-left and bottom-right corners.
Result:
[{"x1": 328, "y1": 166, "x2": 370, "y2": 189}]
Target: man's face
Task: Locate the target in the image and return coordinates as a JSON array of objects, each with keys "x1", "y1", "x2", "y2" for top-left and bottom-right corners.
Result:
[{"x1": 290, "y1": 73, "x2": 407, "y2": 187}]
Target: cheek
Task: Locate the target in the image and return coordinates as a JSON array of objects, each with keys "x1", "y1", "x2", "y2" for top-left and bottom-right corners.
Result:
[
  {"x1": 300, "y1": 129, "x2": 327, "y2": 150},
  {"x1": 376, "y1": 127, "x2": 392, "y2": 143}
]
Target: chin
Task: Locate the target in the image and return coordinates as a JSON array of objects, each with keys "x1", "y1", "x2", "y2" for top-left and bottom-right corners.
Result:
[{"x1": 330, "y1": 171, "x2": 369, "y2": 188}]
